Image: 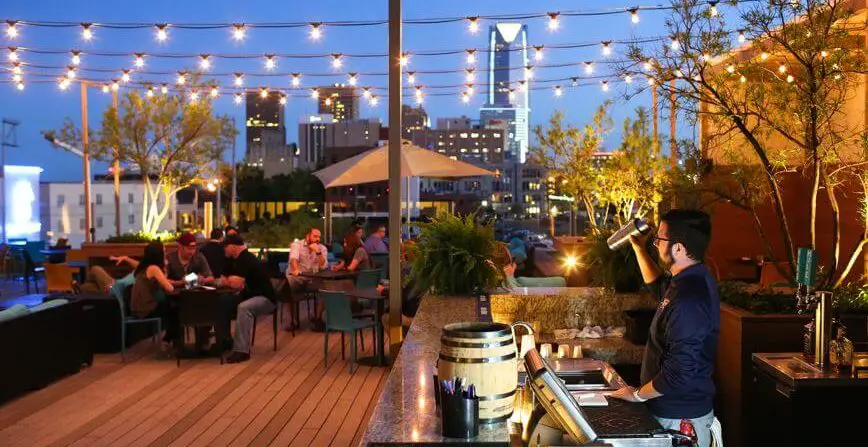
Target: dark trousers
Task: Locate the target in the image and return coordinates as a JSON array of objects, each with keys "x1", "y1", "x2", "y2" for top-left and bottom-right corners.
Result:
[
  {"x1": 215, "y1": 293, "x2": 244, "y2": 344},
  {"x1": 145, "y1": 300, "x2": 179, "y2": 343}
]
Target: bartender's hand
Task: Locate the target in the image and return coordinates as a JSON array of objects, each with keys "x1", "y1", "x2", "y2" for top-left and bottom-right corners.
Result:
[
  {"x1": 629, "y1": 225, "x2": 652, "y2": 250},
  {"x1": 611, "y1": 386, "x2": 644, "y2": 402}
]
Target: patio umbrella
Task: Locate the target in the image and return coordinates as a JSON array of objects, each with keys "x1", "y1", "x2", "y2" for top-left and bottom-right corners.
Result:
[{"x1": 313, "y1": 140, "x2": 495, "y2": 188}]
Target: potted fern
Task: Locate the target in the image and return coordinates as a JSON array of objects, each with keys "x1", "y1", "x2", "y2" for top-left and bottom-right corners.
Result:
[{"x1": 408, "y1": 212, "x2": 508, "y2": 295}]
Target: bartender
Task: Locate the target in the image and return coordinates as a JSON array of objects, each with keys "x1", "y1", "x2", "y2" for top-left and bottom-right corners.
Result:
[{"x1": 610, "y1": 209, "x2": 720, "y2": 447}]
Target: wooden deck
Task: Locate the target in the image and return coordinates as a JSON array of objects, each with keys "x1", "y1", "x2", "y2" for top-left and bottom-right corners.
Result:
[{"x1": 0, "y1": 314, "x2": 388, "y2": 447}]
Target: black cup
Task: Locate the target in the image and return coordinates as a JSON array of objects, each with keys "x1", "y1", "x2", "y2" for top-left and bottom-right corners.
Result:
[{"x1": 440, "y1": 390, "x2": 479, "y2": 439}]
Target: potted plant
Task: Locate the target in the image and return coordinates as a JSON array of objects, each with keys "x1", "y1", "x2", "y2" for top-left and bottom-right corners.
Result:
[
  {"x1": 583, "y1": 230, "x2": 646, "y2": 293},
  {"x1": 408, "y1": 212, "x2": 507, "y2": 295}
]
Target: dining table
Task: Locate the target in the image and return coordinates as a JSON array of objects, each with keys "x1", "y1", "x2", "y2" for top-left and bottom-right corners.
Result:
[
  {"x1": 299, "y1": 270, "x2": 358, "y2": 281},
  {"x1": 66, "y1": 260, "x2": 88, "y2": 282},
  {"x1": 348, "y1": 287, "x2": 391, "y2": 367},
  {"x1": 168, "y1": 286, "x2": 241, "y2": 365}
]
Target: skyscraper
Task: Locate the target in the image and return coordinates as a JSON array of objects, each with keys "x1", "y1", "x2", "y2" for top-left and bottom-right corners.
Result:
[
  {"x1": 479, "y1": 23, "x2": 530, "y2": 163},
  {"x1": 245, "y1": 91, "x2": 291, "y2": 176},
  {"x1": 317, "y1": 84, "x2": 359, "y2": 121}
]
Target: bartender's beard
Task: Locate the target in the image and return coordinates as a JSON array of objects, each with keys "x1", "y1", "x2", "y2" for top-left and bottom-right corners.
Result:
[{"x1": 658, "y1": 242, "x2": 675, "y2": 271}]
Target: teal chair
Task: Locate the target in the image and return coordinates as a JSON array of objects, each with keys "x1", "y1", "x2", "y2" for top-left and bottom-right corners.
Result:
[
  {"x1": 119, "y1": 285, "x2": 163, "y2": 361},
  {"x1": 355, "y1": 269, "x2": 381, "y2": 289},
  {"x1": 370, "y1": 253, "x2": 389, "y2": 278},
  {"x1": 321, "y1": 290, "x2": 377, "y2": 372},
  {"x1": 331, "y1": 242, "x2": 344, "y2": 258}
]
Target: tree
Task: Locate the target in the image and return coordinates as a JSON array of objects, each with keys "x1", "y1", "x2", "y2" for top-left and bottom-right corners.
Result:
[
  {"x1": 48, "y1": 82, "x2": 236, "y2": 235},
  {"x1": 529, "y1": 104, "x2": 613, "y2": 234},
  {"x1": 623, "y1": 0, "x2": 868, "y2": 287}
]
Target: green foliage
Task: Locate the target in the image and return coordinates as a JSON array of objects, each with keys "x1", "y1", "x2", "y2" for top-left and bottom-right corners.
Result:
[
  {"x1": 243, "y1": 208, "x2": 323, "y2": 248},
  {"x1": 834, "y1": 282, "x2": 868, "y2": 314},
  {"x1": 230, "y1": 165, "x2": 324, "y2": 203},
  {"x1": 583, "y1": 230, "x2": 646, "y2": 293},
  {"x1": 409, "y1": 212, "x2": 507, "y2": 295},
  {"x1": 718, "y1": 281, "x2": 797, "y2": 314},
  {"x1": 103, "y1": 231, "x2": 179, "y2": 243}
]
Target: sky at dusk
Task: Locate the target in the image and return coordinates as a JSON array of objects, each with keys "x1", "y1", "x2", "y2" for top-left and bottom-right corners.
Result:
[{"x1": 0, "y1": 0, "x2": 703, "y2": 181}]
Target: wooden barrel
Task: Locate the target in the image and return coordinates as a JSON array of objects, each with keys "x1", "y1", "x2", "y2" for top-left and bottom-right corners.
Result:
[{"x1": 438, "y1": 322, "x2": 518, "y2": 423}]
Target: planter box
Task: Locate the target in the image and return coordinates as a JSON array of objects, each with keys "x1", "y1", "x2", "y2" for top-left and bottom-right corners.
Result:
[{"x1": 716, "y1": 303, "x2": 810, "y2": 447}]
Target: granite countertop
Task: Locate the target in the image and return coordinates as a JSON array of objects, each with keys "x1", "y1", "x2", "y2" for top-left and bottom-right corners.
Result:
[{"x1": 360, "y1": 295, "x2": 512, "y2": 446}]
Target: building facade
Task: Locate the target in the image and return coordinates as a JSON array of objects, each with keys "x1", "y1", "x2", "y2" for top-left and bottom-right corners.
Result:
[
  {"x1": 298, "y1": 116, "x2": 380, "y2": 170},
  {"x1": 39, "y1": 178, "x2": 177, "y2": 247},
  {"x1": 317, "y1": 85, "x2": 360, "y2": 122},
  {"x1": 245, "y1": 92, "x2": 291, "y2": 177}
]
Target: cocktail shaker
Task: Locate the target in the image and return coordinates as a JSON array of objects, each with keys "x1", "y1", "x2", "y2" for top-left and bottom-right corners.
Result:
[{"x1": 607, "y1": 219, "x2": 651, "y2": 251}]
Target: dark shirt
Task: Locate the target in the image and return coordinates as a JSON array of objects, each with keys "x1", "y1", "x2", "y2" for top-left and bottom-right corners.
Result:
[
  {"x1": 166, "y1": 251, "x2": 212, "y2": 281},
  {"x1": 200, "y1": 241, "x2": 226, "y2": 278},
  {"x1": 640, "y1": 263, "x2": 720, "y2": 419},
  {"x1": 225, "y1": 249, "x2": 275, "y2": 302}
]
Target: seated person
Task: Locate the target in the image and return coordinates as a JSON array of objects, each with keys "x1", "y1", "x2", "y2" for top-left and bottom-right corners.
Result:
[
  {"x1": 47, "y1": 238, "x2": 71, "y2": 263},
  {"x1": 285, "y1": 228, "x2": 328, "y2": 331},
  {"x1": 77, "y1": 255, "x2": 138, "y2": 294},
  {"x1": 363, "y1": 225, "x2": 389, "y2": 254},
  {"x1": 130, "y1": 241, "x2": 177, "y2": 352},
  {"x1": 332, "y1": 229, "x2": 372, "y2": 272},
  {"x1": 166, "y1": 232, "x2": 214, "y2": 287},
  {"x1": 503, "y1": 261, "x2": 567, "y2": 288},
  {"x1": 219, "y1": 234, "x2": 276, "y2": 364},
  {"x1": 200, "y1": 229, "x2": 227, "y2": 278}
]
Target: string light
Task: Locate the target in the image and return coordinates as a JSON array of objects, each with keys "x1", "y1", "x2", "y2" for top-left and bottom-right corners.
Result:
[
  {"x1": 264, "y1": 54, "x2": 276, "y2": 70},
  {"x1": 348, "y1": 72, "x2": 358, "y2": 86},
  {"x1": 643, "y1": 60, "x2": 653, "y2": 71},
  {"x1": 760, "y1": 52, "x2": 769, "y2": 60},
  {"x1": 673, "y1": 69, "x2": 683, "y2": 78},
  {"x1": 584, "y1": 61, "x2": 594, "y2": 74},
  {"x1": 134, "y1": 53, "x2": 145, "y2": 68},
  {"x1": 121, "y1": 69, "x2": 131, "y2": 83},
  {"x1": 778, "y1": 64, "x2": 787, "y2": 73},
  {"x1": 465, "y1": 83, "x2": 474, "y2": 95},
  {"x1": 111, "y1": 79, "x2": 119, "y2": 91},
  {"x1": 601, "y1": 41, "x2": 612, "y2": 56},
  {"x1": 467, "y1": 17, "x2": 479, "y2": 33},
  {"x1": 311, "y1": 88, "x2": 319, "y2": 99},
  {"x1": 199, "y1": 54, "x2": 211, "y2": 70},
  {"x1": 362, "y1": 87, "x2": 372, "y2": 99},
  {"x1": 15, "y1": 81, "x2": 23, "y2": 91},
  {"x1": 407, "y1": 72, "x2": 416, "y2": 85},
  {"x1": 176, "y1": 71, "x2": 186, "y2": 85},
  {"x1": 7, "y1": 47, "x2": 18, "y2": 62},
  {"x1": 821, "y1": 50, "x2": 828, "y2": 58},
  {"x1": 647, "y1": 76, "x2": 655, "y2": 86},
  {"x1": 12, "y1": 73, "x2": 21, "y2": 83},
  {"x1": 291, "y1": 72, "x2": 302, "y2": 87},
  {"x1": 369, "y1": 95, "x2": 379, "y2": 106},
  {"x1": 399, "y1": 52, "x2": 410, "y2": 67},
  {"x1": 309, "y1": 23, "x2": 322, "y2": 40},
  {"x1": 331, "y1": 53, "x2": 343, "y2": 68},
  {"x1": 534, "y1": 45, "x2": 544, "y2": 61},
  {"x1": 670, "y1": 37, "x2": 680, "y2": 50},
  {"x1": 554, "y1": 85, "x2": 562, "y2": 97},
  {"x1": 709, "y1": 1, "x2": 719, "y2": 17},
  {"x1": 601, "y1": 80, "x2": 610, "y2": 92},
  {"x1": 508, "y1": 89, "x2": 516, "y2": 100},
  {"x1": 234, "y1": 73, "x2": 244, "y2": 86},
  {"x1": 155, "y1": 24, "x2": 169, "y2": 42},
  {"x1": 624, "y1": 74, "x2": 632, "y2": 84},
  {"x1": 71, "y1": 50, "x2": 81, "y2": 66},
  {"x1": 461, "y1": 91, "x2": 470, "y2": 103},
  {"x1": 702, "y1": 53, "x2": 711, "y2": 62},
  {"x1": 101, "y1": 84, "x2": 109, "y2": 93},
  {"x1": 6, "y1": 21, "x2": 19, "y2": 39},
  {"x1": 465, "y1": 68, "x2": 475, "y2": 82},
  {"x1": 206, "y1": 86, "x2": 217, "y2": 97},
  {"x1": 232, "y1": 24, "x2": 246, "y2": 41},
  {"x1": 58, "y1": 77, "x2": 71, "y2": 90},
  {"x1": 146, "y1": 86, "x2": 155, "y2": 98},
  {"x1": 465, "y1": 49, "x2": 477, "y2": 64},
  {"x1": 726, "y1": 64, "x2": 736, "y2": 74},
  {"x1": 81, "y1": 23, "x2": 93, "y2": 41},
  {"x1": 524, "y1": 65, "x2": 534, "y2": 79},
  {"x1": 571, "y1": 77, "x2": 579, "y2": 87},
  {"x1": 11, "y1": 62, "x2": 21, "y2": 75},
  {"x1": 190, "y1": 90, "x2": 200, "y2": 102},
  {"x1": 160, "y1": 83, "x2": 168, "y2": 94},
  {"x1": 547, "y1": 12, "x2": 560, "y2": 31},
  {"x1": 66, "y1": 66, "x2": 76, "y2": 80},
  {"x1": 740, "y1": 75, "x2": 747, "y2": 83},
  {"x1": 279, "y1": 94, "x2": 287, "y2": 105},
  {"x1": 629, "y1": 8, "x2": 640, "y2": 24},
  {"x1": 786, "y1": 74, "x2": 794, "y2": 83},
  {"x1": 260, "y1": 87, "x2": 268, "y2": 98},
  {"x1": 518, "y1": 80, "x2": 527, "y2": 92},
  {"x1": 234, "y1": 92, "x2": 243, "y2": 104},
  {"x1": 415, "y1": 85, "x2": 424, "y2": 103},
  {"x1": 738, "y1": 30, "x2": 746, "y2": 43}
]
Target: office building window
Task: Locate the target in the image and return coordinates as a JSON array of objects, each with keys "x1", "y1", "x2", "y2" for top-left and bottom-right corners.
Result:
[
  {"x1": 97, "y1": 216, "x2": 103, "y2": 228},
  {"x1": 128, "y1": 193, "x2": 134, "y2": 204},
  {"x1": 56, "y1": 194, "x2": 65, "y2": 207},
  {"x1": 96, "y1": 194, "x2": 103, "y2": 205},
  {"x1": 79, "y1": 218, "x2": 85, "y2": 230},
  {"x1": 128, "y1": 214, "x2": 135, "y2": 225},
  {"x1": 79, "y1": 195, "x2": 85, "y2": 206}
]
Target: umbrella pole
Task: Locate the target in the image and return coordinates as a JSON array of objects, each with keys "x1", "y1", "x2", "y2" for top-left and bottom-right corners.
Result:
[{"x1": 387, "y1": 0, "x2": 404, "y2": 358}]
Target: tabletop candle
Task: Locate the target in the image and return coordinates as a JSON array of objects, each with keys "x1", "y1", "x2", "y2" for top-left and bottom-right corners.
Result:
[
  {"x1": 572, "y1": 345, "x2": 583, "y2": 358},
  {"x1": 540, "y1": 343, "x2": 552, "y2": 359},
  {"x1": 557, "y1": 345, "x2": 569, "y2": 359}
]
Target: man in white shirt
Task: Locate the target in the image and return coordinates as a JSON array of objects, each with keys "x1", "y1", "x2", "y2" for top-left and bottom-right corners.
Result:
[{"x1": 285, "y1": 228, "x2": 328, "y2": 331}]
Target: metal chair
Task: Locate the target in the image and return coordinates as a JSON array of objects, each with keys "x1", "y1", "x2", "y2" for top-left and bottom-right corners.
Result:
[
  {"x1": 352, "y1": 269, "x2": 381, "y2": 346},
  {"x1": 44, "y1": 263, "x2": 75, "y2": 293},
  {"x1": 21, "y1": 250, "x2": 44, "y2": 294},
  {"x1": 119, "y1": 285, "x2": 163, "y2": 362},
  {"x1": 321, "y1": 290, "x2": 377, "y2": 372},
  {"x1": 370, "y1": 253, "x2": 389, "y2": 278}
]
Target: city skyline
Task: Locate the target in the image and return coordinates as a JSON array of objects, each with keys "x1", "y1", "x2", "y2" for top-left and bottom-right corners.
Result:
[{"x1": 0, "y1": 0, "x2": 685, "y2": 181}]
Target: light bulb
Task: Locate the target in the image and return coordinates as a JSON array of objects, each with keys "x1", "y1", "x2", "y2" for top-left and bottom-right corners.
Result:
[
  {"x1": 264, "y1": 55, "x2": 276, "y2": 70},
  {"x1": 760, "y1": 52, "x2": 769, "y2": 60},
  {"x1": 279, "y1": 94, "x2": 287, "y2": 105},
  {"x1": 177, "y1": 72, "x2": 186, "y2": 85},
  {"x1": 101, "y1": 84, "x2": 109, "y2": 93},
  {"x1": 465, "y1": 69, "x2": 475, "y2": 82},
  {"x1": 584, "y1": 62, "x2": 594, "y2": 74},
  {"x1": 146, "y1": 87, "x2": 155, "y2": 98},
  {"x1": 348, "y1": 73, "x2": 358, "y2": 86},
  {"x1": 210, "y1": 86, "x2": 219, "y2": 97},
  {"x1": 369, "y1": 95, "x2": 379, "y2": 106},
  {"x1": 311, "y1": 88, "x2": 319, "y2": 99},
  {"x1": 534, "y1": 46, "x2": 544, "y2": 61},
  {"x1": 554, "y1": 86, "x2": 562, "y2": 97},
  {"x1": 548, "y1": 12, "x2": 560, "y2": 31},
  {"x1": 643, "y1": 60, "x2": 653, "y2": 71},
  {"x1": 525, "y1": 65, "x2": 534, "y2": 79},
  {"x1": 81, "y1": 23, "x2": 93, "y2": 41},
  {"x1": 399, "y1": 52, "x2": 410, "y2": 67},
  {"x1": 324, "y1": 97, "x2": 332, "y2": 106},
  {"x1": 821, "y1": 50, "x2": 828, "y2": 58},
  {"x1": 740, "y1": 75, "x2": 747, "y2": 83},
  {"x1": 66, "y1": 66, "x2": 76, "y2": 79},
  {"x1": 134, "y1": 53, "x2": 145, "y2": 68},
  {"x1": 625, "y1": 74, "x2": 632, "y2": 84},
  {"x1": 16, "y1": 81, "x2": 23, "y2": 91},
  {"x1": 58, "y1": 78, "x2": 70, "y2": 90},
  {"x1": 190, "y1": 90, "x2": 200, "y2": 102},
  {"x1": 465, "y1": 84, "x2": 474, "y2": 95},
  {"x1": 630, "y1": 8, "x2": 640, "y2": 24},
  {"x1": 673, "y1": 69, "x2": 683, "y2": 78},
  {"x1": 702, "y1": 53, "x2": 711, "y2": 62},
  {"x1": 518, "y1": 80, "x2": 527, "y2": 92},
  {"x1": 309, "y1": 23, "x2": 322, "y2": 40},
  {"x1": 71, "y1": 51, "x2": 81, "y2": 66},
  {"x1": 415, "y1": 94, "x2": 423, "y2": 105},
  {"x1": 260, "y1": 87, "x2": 268, "y2": 98},
  {"x1": 778, "y1": 64, "x2": 787, "y2": 73},
  {"x1": 12, "y1": 73, "x2": 21, "y2": 82},
  {"x1": 407, "y1": 72, "x2": 416, "y2": 85},
  {"x1": 5, "y1": 21, "x2": 19, "y2": 39},
  {"x1": 291, "y1": 73, "x2": 301, "y2": 87},
  {"x1": 601, "y1": 81, "x2": 610, "y2": 92},
  {"x1": 199, "y1": 54, "x2": 211, "y2": 70},
  {"x1": 466, "y1": 49, "x2": 476, "y2": 64},
  {"x1": 508, "y1": 89, "x2": 516, "y2": 100},
  {"x1": 709, "y1": 2, "x2": 719, "y2": 17},
  {"x1": 7, "y1": 48, "x2": 18, "y2": 62},
  {"x1": 467, "y1": 17, "x2": 479, "y2": 33},
  {"x1": 111, "y1": 80, "x2": 119, "y2": 91},
  {"x1": 331, "y1": 54, "x2": 342, "y2": 68},
  {"x1": 362, "y1": 87, "x2": 372, "y2": 99},
  {"x1": 160, "y1": 84, "x2": 168, "y2": 94},
  {"x1": 726, "y1": 64, "x2": 736, "y2": 74},
  {"x1": 155, "y1": 24, "x2": 168, "y2": 42},
  {"x1": 738, "y1": 31, "x2": 746, "y2": 43},
  {"x1": 461, "y1": 92, "x2": 470, "y2": 103},
  {"x1": 786, "y1": 74, "x2": 794, "y2": 83},
  {"x1": 671, "y1": 38, "x2": 680, "y2": 50},
  {"x1": 601, "y1": 42, "x2": 612, "y2": 56},
  {"x1": 647, "y1": 76, "x2": 655, "y2": 86},
  {"x1": 571, "y1": 77, "x2": 578, "y2": 87},
  {"x1": 11, "y1": 62, "x2": 20, "y2": 74},
  {"x1": 234, "y1": 93, "x2": 243, "y2": 104},
  {"x1": 234, "y1": 73, "x2": 244, "y2": 86},
  {"x1": 232, "y1": 24, "x2": 246, "y2": 41},
  {"x1": 121, "y1": 70, "x2": 131, "y2": 83}
]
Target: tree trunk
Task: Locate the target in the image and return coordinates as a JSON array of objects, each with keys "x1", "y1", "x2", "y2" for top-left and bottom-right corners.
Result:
[
  {"x1": 810, "y1": 160, "x2": 820, "y2": 249},
  {"x1": 822, "y1": 173, "x2": 840, "y2": 288}
]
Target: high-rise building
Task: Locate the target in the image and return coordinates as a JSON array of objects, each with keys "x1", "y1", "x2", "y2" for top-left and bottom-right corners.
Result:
[
  {"x1": 298, "y1": 115, "x2": 380, "y2": 170},
  {"x1": 408, "y1": 123, "x2": 506, "y2": 165},
  {"x1": 479, "y1": 23, "x2": 530, "y2": 163},
  {"x1": 245, "y1": 92, "x2": 291, "y2": 177},
  {"x1": 317, "y1": 85, "x2": 359, "y2": 121},
  {"x1": 402, "y1": 105, "x2": 428, "y2": 138}
]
